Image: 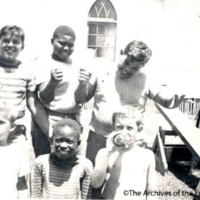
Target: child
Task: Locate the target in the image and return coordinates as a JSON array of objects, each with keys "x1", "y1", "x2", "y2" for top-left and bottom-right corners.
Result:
[
  {"x1": 0, "y1": 25, "x2": 49, "y2": 147},
  {"x1": 31, "y1": 118, "x2": 93, "y2": 199},
  {"x1": 32, "y1": 25, "x2": 90, "y2": 156},
  {"x1": 91, "y1": 107, "x2": 157, "y2": 199},
  {"x1": 0, "y1": 101, "x2": 30, "y2": 199}
]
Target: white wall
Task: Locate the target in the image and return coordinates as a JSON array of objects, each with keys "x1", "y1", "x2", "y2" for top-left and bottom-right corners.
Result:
[{"x1": 0, "y1": 0, "x2": 199, "y2": 94}]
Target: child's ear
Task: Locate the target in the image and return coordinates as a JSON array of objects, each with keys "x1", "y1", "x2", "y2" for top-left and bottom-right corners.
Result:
[{"x1": 51, "y1": 38, "x2": 54, "y2": 45}]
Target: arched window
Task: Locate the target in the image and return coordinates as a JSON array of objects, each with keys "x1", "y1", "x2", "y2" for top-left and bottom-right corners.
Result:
[{"x1": 87, "y1": 0, "x2": 117, "y2": 61}]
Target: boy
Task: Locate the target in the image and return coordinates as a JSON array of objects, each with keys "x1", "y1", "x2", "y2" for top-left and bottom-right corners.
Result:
[
  {"x1": 0, "y1": 101, "x2": 30, "y2": 199},
  {"x1": 33, "y1": 25, "x2": 89, "y2": 156},
  {"x1": 0, "y1": 25, "x2": 49, "y2": 147},
  {"x1": 91, "y1": 107, "x2": 157, "y2": 200},
  {"x1": 31, "y1": 118, "x2": 93, "y2": 199}
]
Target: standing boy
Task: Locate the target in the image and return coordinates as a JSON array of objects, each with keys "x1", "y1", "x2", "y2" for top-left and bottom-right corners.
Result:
[
  {"x1": 31, "y1": 118, "x2": 92, "y2": 199},
  {"x1": 0, "y1": 101, "x2": 30, "y2": 199},
  {"x1": 33, "y1": 25, "x2": 89, "y2": 156},
  {"x1": 0, "y1": 25, "x2": 49, "y2": 146},
  {"x1": 91, "y1": 107, "x2": 156, "y2": 200}
]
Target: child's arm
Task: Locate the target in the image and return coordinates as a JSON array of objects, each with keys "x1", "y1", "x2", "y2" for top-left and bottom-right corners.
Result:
[
  {"x1": 153, "y1": 86, "x2": 188, "y2": 109},
  {"x1": 81, "y1": 159, "x2": 93, "y2": 199},
  {"x1": 17, "y1": 176, "x2": 28, "y2": 199},
  {"x1": 27, "y1": 91, "x2": 50, "y2": 141},
  {"x1": 91, "y1": 132, "x2": 123, "y2": 188},
  {"x1": 91, "y1": 148, "x2": 110, "y2": 188},
  {"x1": 39, "y1": 68, "x2": 63, "y2": 104},
  {"x1": 31, "y1": 160, "x2": 43, "y2": 198},
  {"x1": 74, "y1": 71, "x2": 97, "y2": 104},
  {"x1": 146, "y1": 152, "x2": 157, "y2": 200}
]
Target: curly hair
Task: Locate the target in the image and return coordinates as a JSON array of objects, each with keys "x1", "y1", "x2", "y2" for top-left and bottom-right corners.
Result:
[
  {"x1": 0, "y1": 25, "x2": 25, "y2": 49},
  {"x1": 124, "y1": 40, "x2": 152, "y2": 65},
  {"x1": 52, "y1": 25, "x2": 76, "y2": 40}
]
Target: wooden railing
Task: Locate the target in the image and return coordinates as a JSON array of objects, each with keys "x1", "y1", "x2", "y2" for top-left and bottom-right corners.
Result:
[{"x1": 179, "y1": 98, "x2": 200, "y2": 116}]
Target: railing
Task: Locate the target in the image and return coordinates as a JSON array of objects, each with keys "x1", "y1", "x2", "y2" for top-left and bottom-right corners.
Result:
[{"x1": 179, "y1": 98, "x2": 200, "y2": 116}]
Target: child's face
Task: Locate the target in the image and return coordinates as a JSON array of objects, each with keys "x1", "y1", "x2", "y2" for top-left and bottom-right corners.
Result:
[
  {"x1": 113, "y1": 117, "x2": 138, "y2": 146},
  {"x1": 0, "y1": 32, "x2": 23, "y2": 62},
  {"x1": 52, "y1": 35, "x2": 75, "y2": 61},
  {"x1": 0, "y1": 115, "x2": 11, "y2": 143},
  {"x1": 52, "y1": 126, "x2": 79, "y2": 160}
]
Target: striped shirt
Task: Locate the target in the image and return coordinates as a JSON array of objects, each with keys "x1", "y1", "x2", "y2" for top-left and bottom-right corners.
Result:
[
  {"x1": 0, "y1": 62, "x2": 36, "y2": 107},
  {"x1": 31, "y1": 154, "x2": 92, "y2": 199}
]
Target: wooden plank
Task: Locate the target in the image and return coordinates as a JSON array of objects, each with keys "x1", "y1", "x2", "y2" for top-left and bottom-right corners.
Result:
[{"x1": 155, "y1": 103, "x2": 200, "y2": 161}]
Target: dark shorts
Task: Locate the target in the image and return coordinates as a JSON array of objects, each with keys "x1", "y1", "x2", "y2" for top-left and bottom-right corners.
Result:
[
  {"x1": 86, "y1": 130, "x2": 107, "y2": 199},
  {"x1": 31, "y1": 120, "x2": 51, "y2": 158},
  {"x1": 86, "y1": 130, "x2": 107, "y2": 166}
]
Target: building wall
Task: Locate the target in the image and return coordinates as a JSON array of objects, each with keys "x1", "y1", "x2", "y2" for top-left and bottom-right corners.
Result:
[{"x1": 0, "y1": 0, "x2": 199, "y2": 88}]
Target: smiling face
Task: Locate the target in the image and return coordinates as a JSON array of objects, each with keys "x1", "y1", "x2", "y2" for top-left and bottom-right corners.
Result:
[
  {"x1": 52, "y1": 35, "x2": 75, "y2": 62},
  {"x1": 117, "y1": 50, "x2": 145, "y2": 79},
  {"x1": 52, "y1": 126, "x2": 80, "y2": 160},
  {"x1": 0, "y1": 32, "x2": 23, "y2": 63}
]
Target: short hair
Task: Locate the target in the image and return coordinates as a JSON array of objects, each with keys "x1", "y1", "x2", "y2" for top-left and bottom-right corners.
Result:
[
  {"x1": 53, "y1": 118, "x2": 81, "y2": 139},
  {"x1": 0, "y1": 25, "x2": 25, "y2": 49},
  {"x1": 52, "y1": 25, "x2": 76, "y2": 40},
  {"x1": 0, "y1": 101, "x2": 17, "y2": 124},
  {"x1": 112, "y1": 106, "x2": 143, "y2": 128},
  {"x1": 124, "y1": 40, "x2": 152, "y2": 65}
]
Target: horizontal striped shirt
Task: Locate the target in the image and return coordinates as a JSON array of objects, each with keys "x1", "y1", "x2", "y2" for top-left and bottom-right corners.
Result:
[
  {"x1": 0, "y1": 62, "x2": 36, "y2": 107},
  {"x1": 31, "y1": 154, "x2": 92, "y2": 199}
]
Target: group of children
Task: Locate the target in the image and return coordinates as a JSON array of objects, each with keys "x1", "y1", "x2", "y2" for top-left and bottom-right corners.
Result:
[{"x1": 0, "y1": 24, "x2": 157, "y2": 199}]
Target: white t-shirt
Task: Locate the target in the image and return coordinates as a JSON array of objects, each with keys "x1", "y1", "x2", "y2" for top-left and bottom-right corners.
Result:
[
  {"x1": 0, "y1": 145, "x2": 30, "y2": 199},
  {"x1": 34, "y1": 56, "x2": 82, "y2": 126}
]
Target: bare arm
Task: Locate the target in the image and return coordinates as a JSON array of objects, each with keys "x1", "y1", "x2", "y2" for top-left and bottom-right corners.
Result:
[
  {"x1": 75, "y1": 70, "x2": 97, "y2": 104},
  {"x1": 39, "y1": 68, "x2": 63, "y2": 104},
  {"x1": 91, "y1": 148, "x2": 110, "y2": 188},
  {"x1": 17, "y1": 176, "x2": 29, "y2": 199},
  {"x1": 27, "y1": 91, "x2": 50, "y2": 140},
  {"x1": 153, "y1": 86, "x2": 187, "y2": 109},
  {"x1": 146, "y1": 152, "x2": 157, "y2": 200}
]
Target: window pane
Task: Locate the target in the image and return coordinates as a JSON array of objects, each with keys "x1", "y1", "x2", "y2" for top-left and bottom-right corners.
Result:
[
  {"x1": 99, "y1": 8, "x2": 106, "y2": 18},
  {"x1": 97, "y1": 36, "x2": 106, "y2": 46},
  {"x1": 98, "y1": 24, "x2": 106, "y2": 35},
  {"x1": 105, "y1": 37, "x2": 115, "y2": 47},
  {"x1": 106, "y1": 1, "x2": 117, "y2": 19},
  {"x1": 89, "y1": 24, "x2": 97, "y2": 34},
  {"x1": 107, "y1": 24, "x2": 116, "y2": 36},
  {"x1": 88, "y1": 35, "x2": 97, "y2": 46},
  {"x1": 96, "y1": 47, "x2": 107, "y2": 57}
]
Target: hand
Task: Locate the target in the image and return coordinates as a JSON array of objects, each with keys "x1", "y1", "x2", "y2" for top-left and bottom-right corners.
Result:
[
  {"x1": 51, "y1": 68, "x2": 63, "y2": 83},
  {"x1": 78, "y1": 69, "x2": 91, "y2": 85},
  {"x1": 169, "y1": 94, "x2": 191, "y2": 109},
  {"x1": 106, "y1": 131, "x2": 128, "y2": 153}
]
